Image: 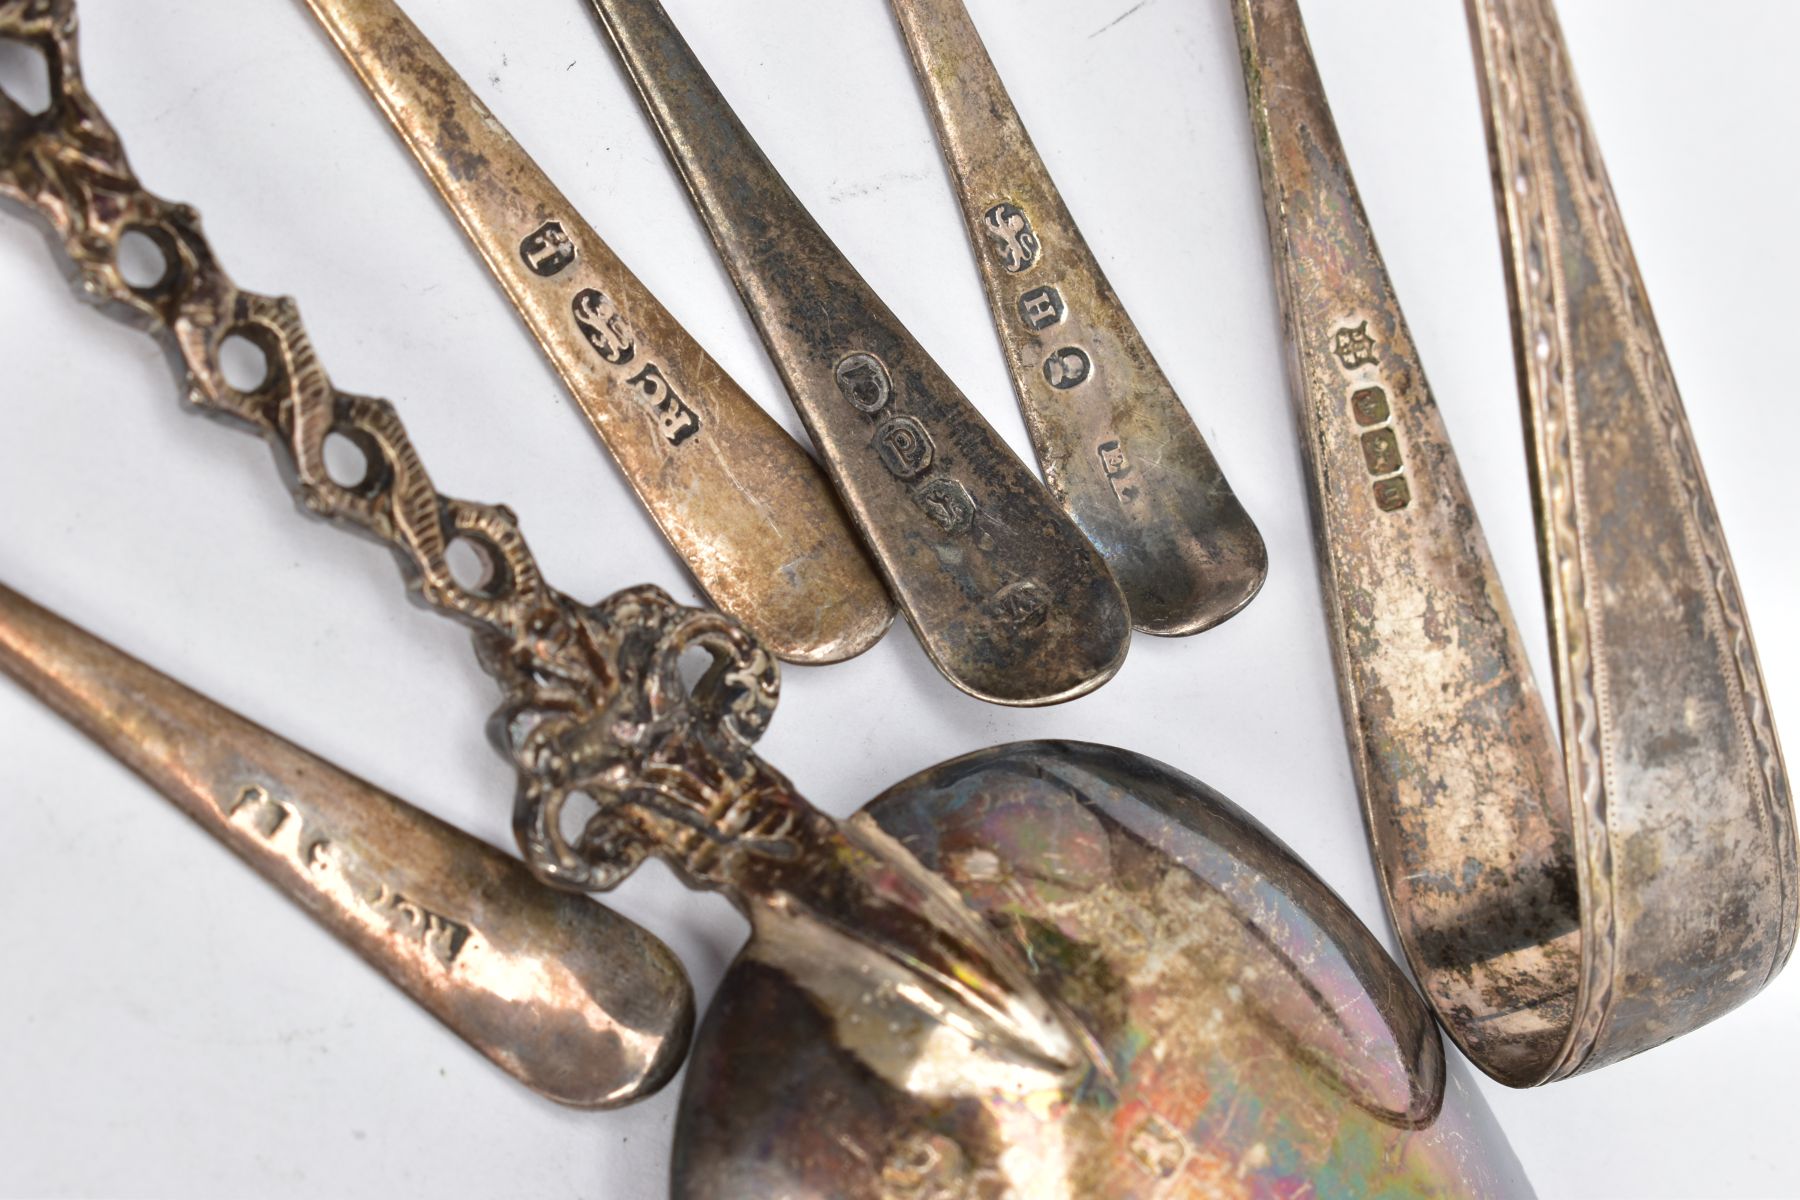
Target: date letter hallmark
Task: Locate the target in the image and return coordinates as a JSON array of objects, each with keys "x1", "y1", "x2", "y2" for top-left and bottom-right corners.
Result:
[
  {"x1": 1018, "y1": 285, "x2": 1066, "y2": 331},
  {"x1": 1044, "y1": 346, "x2": 1092, "y2": 390},
  {"x1": 627, "y1": 364, "x2": 702, "y2": 446},
  {"x1": 572, "y1": 288, "x2": 636, "y2": 365},
  {"x1": 874, "y1": 415, "x2": 935, "y2": 479},
  {"x1": 1097, "y1": 438, "x2": 1140, "y2": 504},
  {"x1": 520, "y1": 220, "x2": 576, "y2": 277},
  {"x1": 983, "y1": 202, "x2": 1042, "y2": 273},
  {"x1": 835, "y1": 351, "x2": 893, "y2": 413}
]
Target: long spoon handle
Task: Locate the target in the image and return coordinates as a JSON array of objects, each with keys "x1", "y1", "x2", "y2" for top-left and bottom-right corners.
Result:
[
  {"x1": 585, "y1": 0, "x2": 1130, "y2": 706},
  {"x1": 887, "y1": 0, "x2": 1266, "y2": 636},
  {"x1": 297, "y1": 0, "x2": 892, "y2": 666},
  {"x1": 0, "y1": 582, "x2": 694, "y2": 1108},
  {"x1": 1, "y1": 0, "x2": 707, "y2": 1098},
  {"x1": 1467, "y1": 0, "x2": 1795, "y2": 1078},
  {"x1": 1232, "y1": 0, "x2": 1579, "y2": 1087}
]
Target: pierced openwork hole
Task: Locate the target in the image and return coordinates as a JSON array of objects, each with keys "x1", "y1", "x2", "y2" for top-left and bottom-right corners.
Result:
[
  {"x1": 0, "y1": 39, "x2": 53, "y2": 117},
  {"x1": 558, "y1": 790, "x2": 605, "y2": 852},
  {"x1": 446, "y1": 533, "x2": 511, "y2": 600},
  {"x1": 215, "y1": 323, "x2": 287, "y2": 398},
  {"x1": 323, "y1": 428, "x2": 385, "y2": 494},
  {"x1": 116, "y1": 225, "x2": 178, "y2": 294},
  {"x1": 678, "y1": 642, "x2": 723, "y2": 700}
]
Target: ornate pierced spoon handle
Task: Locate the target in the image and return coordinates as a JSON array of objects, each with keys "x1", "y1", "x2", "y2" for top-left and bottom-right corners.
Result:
[
  {"x1": 1233, "y1": 0, "x2": 1794, "y2": 1086},
  {"x1": 887, "y1": 0, "x2": 1266, "y2": 636},
  {"x1": 583, "y1": 0, "x2": 1130, "y2": 706},
  {"x1": 1465, "y1": 0, "x2": 1794, "y2": 1078},
  {"x1": 293, "y1": 0, "x2": 892, "y2": 667},
  {"x1": 0, "y1": 582, "x2": 693, "y2": 1109},
  {"x1": 0, "y1": 0, "x2": 1083, "y2": 1083}
]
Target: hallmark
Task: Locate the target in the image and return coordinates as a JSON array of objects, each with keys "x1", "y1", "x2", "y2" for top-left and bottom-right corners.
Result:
[
  {"x1": 1018, "y1": 285, "x2": 1065, "y2": 331},
  {"x1": 520, "y1": 220, "x2": 575, "y2": 277},
  {"x1": 874, "y1": 415, "x2": 935, "y2": 479},
  {"x1": 836, "y1": 352, "x2": 893, "y2": 414},
  {"x1": 1332, "y1": 320, "x2": 1378, "y2": 370},
  {"x1": 1044, "y1": 346, "x2": 1092, "y2": 390},
  {"x1": 914, "y1": 477, "x2": 976, "y2": 533},
  {"x1": 572, "y1": 288, "x2": 636, "y2": 365},
  {"x1": 983, "y1": 202, "x2": 1041, "y2": 273},
  {"x1": 627, "y1": 363, "x2": 702, "y2": 446}
]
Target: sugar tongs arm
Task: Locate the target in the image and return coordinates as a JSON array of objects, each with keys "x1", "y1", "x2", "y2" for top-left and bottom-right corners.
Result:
[
  {"x1": 1231, "y1": 0, "x2": 1794, "y2": 1086},
  {"x1": 0, "y1": 582, "x2": 693, "y2": 1108}
]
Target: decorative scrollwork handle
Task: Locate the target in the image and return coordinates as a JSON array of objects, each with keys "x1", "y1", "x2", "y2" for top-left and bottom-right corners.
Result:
[{"x1": 0, "y1": 0, "x2": 795, "y2": 897}]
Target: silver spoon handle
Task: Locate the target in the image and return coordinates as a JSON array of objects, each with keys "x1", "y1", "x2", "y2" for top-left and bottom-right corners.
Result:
[
  {"x1": 585, "y1": 0, "x2": 1130, "y2": 706},
  {"x1": 294, "y1": 0, "x2": 892, "y2": 667},
  {"x1": 888, "y1": 0, "x2": 1266, "y2": 636},
  {"x1": 0, "y1": 582, "x2": 693, "y2": 1108}
]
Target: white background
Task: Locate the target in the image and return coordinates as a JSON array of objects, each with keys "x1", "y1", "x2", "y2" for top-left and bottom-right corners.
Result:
[{"x1": 1, "y1": 1, "x2": 1794, "y2": 1196}]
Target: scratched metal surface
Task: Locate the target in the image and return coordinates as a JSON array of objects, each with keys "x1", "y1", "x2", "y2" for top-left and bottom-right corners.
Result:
[{"x1": 0, "y1": 1, "x2": 1795, "y2": 1197}]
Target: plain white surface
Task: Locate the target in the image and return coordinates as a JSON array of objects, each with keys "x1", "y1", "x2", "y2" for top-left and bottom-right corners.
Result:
[{"x1": 1, "y1": 1, "x2": 1794, "y2": 1196}]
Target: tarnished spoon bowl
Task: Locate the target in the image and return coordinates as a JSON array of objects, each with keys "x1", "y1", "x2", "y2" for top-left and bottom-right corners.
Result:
[{"x1": 675, "y1": 743, "x2": 1532, "y2": 1198}]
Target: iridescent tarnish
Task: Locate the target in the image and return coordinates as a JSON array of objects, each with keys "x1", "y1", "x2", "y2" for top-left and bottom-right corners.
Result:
[
  {"x1": 583, "y1": 0, "x2": 1131, "y2": 706},
  {"x1": 1232, "y1": 0, "x2": 1794, "y2": 1086},
  {"x1": 0, "y1": 582, "x2": 693, "y2": 1108},
  {"x1": 676, "y1": 743, "x2": 1534, "y2": 1199},
  {"x1": 887, "y1": 0, "x2": 1267, "y2": 637},
  {"x1": 290, "y1": 0, "x2": 893, "y2": 667}
]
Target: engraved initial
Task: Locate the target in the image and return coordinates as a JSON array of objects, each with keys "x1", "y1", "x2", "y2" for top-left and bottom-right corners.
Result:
[
  {"x1": 520, "y1": 221, "x2": 575, "y2": 277},
  {"x1": 983, "y1": 202, "x2": 1041, "y2": 273}
]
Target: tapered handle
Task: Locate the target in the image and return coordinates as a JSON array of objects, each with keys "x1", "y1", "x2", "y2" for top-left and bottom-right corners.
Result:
[
  {"x1": 0, "y1": 582, "x2": 694, "y2": 1108},
  {"x1": 299, "y1": 0, "x2": 892, "y2": 666},
  {"x1": 1468, "y1": 0, "x2": 1795, "y2": 1079},
  {"x1": 1232, "y1": 0, "x2": 1576, "y2": 1086},
  {"x1": 587, "y1": 0, "x2": 1130, "y2": 706},
  {"x1": 889, "y1": 0, "x2": 1266, "y2": 636}
]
